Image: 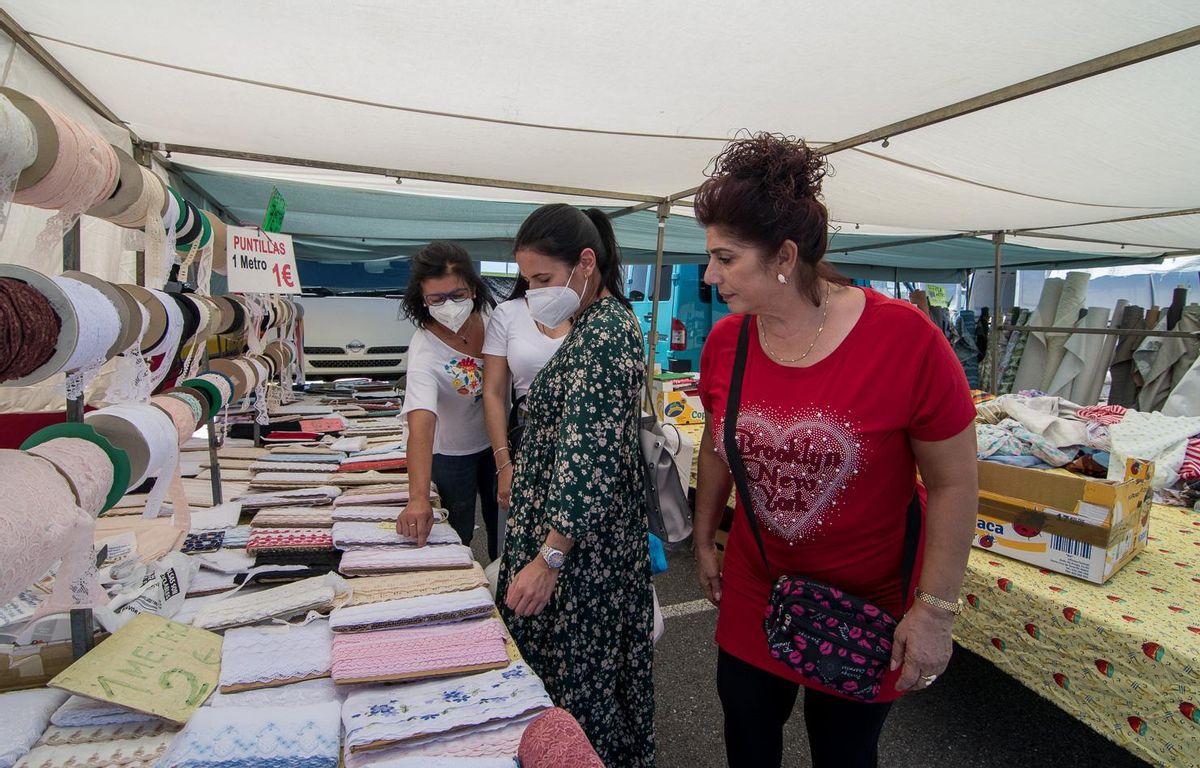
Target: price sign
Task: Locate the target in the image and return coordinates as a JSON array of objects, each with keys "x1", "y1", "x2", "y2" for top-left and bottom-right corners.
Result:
[
  {"x1": 225, "y1": 225, "x2": 302, "y2": 294},
  {"x1": 262, "y1": 187, "x2": 286, "y2": 233}
]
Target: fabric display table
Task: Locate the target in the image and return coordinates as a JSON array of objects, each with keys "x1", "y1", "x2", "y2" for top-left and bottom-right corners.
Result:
[
  {"x1": 0, "y1": 383, "x2": 600, "y2": 768},
  {"x1": 955, "y1": 502, "x2": 1199, "y2": 768}
]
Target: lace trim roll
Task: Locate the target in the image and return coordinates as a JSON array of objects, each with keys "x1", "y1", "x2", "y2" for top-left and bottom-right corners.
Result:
[
  {"x1": 0, "y1": 93, "x2": 36, "y2": 239},
  {"x1": 27, "y1": 437, "x2": 113, "y2": 518},
  {"x1": 218, "y1": 619, "x2": 332, "y2": 691},
  {"x1": 156, "y1": 701, "x2": 341, "y2": 768},
  {"x1": 338, "y1": 544, "x2": 474, "y2": 575},
  {"x1": 330, "y1": 586, "x2": 495, "y2": 633},
  {"x1": 344, "y1": 563, "x2": 488, "y2": 607},
  {"x1": 51, "y1": 276, "x2": 120, "y2": 397},
  {"x1": 192, "y1": 573, "x2": 349, "y2": 631},
  {"x1": 331, "y1": 617, "x2": 510, "y2": 684}
]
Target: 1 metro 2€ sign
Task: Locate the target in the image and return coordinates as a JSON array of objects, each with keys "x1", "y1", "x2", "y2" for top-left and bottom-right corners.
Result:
[{"x1": 225, "y1": 226, "x2": 301, "y2": 294}]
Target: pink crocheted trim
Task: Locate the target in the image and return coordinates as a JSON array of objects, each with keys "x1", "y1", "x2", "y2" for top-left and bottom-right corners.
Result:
[
  {"x1": 518, "y1": 708, "x2": 605, "y2": 768},
  {"x1": 331, "y1": 618, "x2": 508, "y2": 683},
  {"x1": 247, "y1": 527, "x2": 334, "y2": 553}
]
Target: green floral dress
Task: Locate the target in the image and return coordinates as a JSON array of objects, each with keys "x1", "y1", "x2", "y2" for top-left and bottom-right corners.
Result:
[{"x1": 498, "y1": 297, "x2": 656, "y2": 767}]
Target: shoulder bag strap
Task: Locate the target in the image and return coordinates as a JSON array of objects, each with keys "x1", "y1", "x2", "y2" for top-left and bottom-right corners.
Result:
[{"x1": 722, "y1": 315, "x2": 772, "y2": 575}]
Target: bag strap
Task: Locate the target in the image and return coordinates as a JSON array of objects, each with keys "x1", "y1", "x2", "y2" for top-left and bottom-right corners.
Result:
[{"x1": 723, "y1": 315, "x2": 923, "y2": 605}]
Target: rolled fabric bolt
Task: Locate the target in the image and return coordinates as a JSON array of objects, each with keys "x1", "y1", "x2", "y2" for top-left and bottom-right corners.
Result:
[
  {"x1": 0, "y1": 450, "x2": 84, "y2": 604},
  {"x1": 152, "y1": 394, "x2": 200, "y2": 447},
  {"x1": 50, "y1": 276, "x2": 120, "y2": 373},
  {"x1": 164, "y1": 390, "x2": 205, "y2": 427},
  {"x1": 14, "y1": 97, "x2": 118, "y2": 212},
  {"x1": 27, "y1": 437, "x2": 113, "y2": 518}
]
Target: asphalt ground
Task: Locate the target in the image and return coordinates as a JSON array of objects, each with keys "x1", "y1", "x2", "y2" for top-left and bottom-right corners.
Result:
[{"x1": 471, "y1": 518, "x2": 1149, "y2": 768}]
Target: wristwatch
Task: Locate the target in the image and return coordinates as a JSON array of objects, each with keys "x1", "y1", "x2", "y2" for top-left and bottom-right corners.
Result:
[
  {"x1": 914, "y1": 587, "x2": 964, "y2": 615},
  {"x1": 539, "y1": 544, "x2": 566, "y2": 570}
]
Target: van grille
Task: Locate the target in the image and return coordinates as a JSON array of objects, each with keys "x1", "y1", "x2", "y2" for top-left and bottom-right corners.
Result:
[
  {"x1": 367, "y1": 346, "x2": 409, "y2": 354},
  {"x1": 309, "y1": 359, "x2": 402, "y2": 369},
  {"x1": 303, "y1": 346, "x2": 345, "y2": 355}
]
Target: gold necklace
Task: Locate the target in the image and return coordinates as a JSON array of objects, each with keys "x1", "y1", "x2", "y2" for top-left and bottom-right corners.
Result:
[{"x1": 758, "y1": 281, "x2": 831, "y2": 364}]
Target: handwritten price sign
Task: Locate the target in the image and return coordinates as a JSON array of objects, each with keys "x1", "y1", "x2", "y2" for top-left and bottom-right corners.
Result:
[{"x1": 225, "y1": 226, "x2": 302, "y2": 294}]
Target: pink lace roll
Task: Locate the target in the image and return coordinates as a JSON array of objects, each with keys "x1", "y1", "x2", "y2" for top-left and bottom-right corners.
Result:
[
  {"x1": 330, "y1": 617, "x2": 508, "y2": 684},
  {"x1": 26, "y1": 437, "x2": 113, "y2": 518},
  {"x1": 518, "y1": 708, "x2": 605, "y2": 768}
]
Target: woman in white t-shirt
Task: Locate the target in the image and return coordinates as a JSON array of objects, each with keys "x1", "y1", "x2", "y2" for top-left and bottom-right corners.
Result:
[
  {"x1": 482, "y1": 287, "x2": 570, "y2": 516},
  {"x1": 397, "y1": 242, "x2": 499, "y2": 557}
]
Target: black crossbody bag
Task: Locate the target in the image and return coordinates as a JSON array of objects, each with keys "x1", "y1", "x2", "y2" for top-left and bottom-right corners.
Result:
[{"x1": 723, "y1": 315, "x2": 921, "y2": 700}]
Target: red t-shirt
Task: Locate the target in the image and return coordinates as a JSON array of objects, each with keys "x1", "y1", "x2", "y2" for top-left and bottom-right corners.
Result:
[{"x1": 698, "y1": 288, "x2": 975, "y2": 702}]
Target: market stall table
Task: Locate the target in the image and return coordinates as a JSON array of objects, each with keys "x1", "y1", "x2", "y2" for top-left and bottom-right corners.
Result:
[{"x1": 681, "y1": 421, "x2": 1199, "y2": 767}]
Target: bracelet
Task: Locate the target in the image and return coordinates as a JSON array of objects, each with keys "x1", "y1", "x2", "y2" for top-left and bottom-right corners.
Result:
[
  {"x1": 495, "y1": 461, "x2": 513, "y2": 475},
  {"x1": 493, "y1": 446, "x2": 511, "y2": 458},
  {"x1": 914, "y1": 587, "x2": 964, "y2": 615}
]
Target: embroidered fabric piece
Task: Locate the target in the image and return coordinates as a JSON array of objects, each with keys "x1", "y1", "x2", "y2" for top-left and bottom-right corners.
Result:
[
  {"x1": 0, "y1": 689, "x2": 69, "y2": 768},
  {"x1": 192, "y1": 573, "x2": 349, "y2": 631},
  {"x1": 16, "y1": 730, "x2": 177, "y2": 768},
  {"x1": 51, "y1": 696, "x2": 159, "y2": 727},
  {"x1": 249, "y1": 462, "x2": 341, "y2": 474},
  {"x1": 250, "y1": 507, "x2": 334, "y2": 528},
  {"x1": 331, "y1": 617, "x2": 509, "y2": 684},
  {"x1": 221, "y1": 526, "x2": 251, "y2": 548},
  {"x1": 331, "y1": 587, "x2": 495, "y2": 633},
  {"x1": 333, "y1": 522, "x2": 460, "y2": 549},
  {"x1": 247, "y1": 528, "x2": 335, "y2": 555},
  {"x1": 208, "y1": 678, "x2": 344, "y2": 708},
  {"x1": 339, "y1": 544, "x2": 475, "y2": 575},
  {"x1": 345, "y1": 564, "x2": 488, "y2": 607},
  {"x1": 332, "y1": 506, "x2": 404, "y2": 523},
  {"x1": 235, "y1": 486, "x2": 341, "y2": 510},
  {"x1": 518, "y1": 708, "x2": 605, "y2": 768},
  {"x1": 342, "y1": 662, "x2": 552, "y2": 754},
  {"x1": 252, "y1": 550, "x2": 342, "y2": 571},
  {"x1": 182, "y1": 531, "x2": 226, "y2": 554},
  {"x1": 342, "y1": 715, "x2": 533, "y2": 768},
  {"x1": 219, "y1": 620, "x2": 333, "y2": 691},
  {"x1": 34, "y1": 721, "x2": 175, "y2": 747},
  {"x1": 157, "y1": 701, "x2": 341, "y2": 768}
]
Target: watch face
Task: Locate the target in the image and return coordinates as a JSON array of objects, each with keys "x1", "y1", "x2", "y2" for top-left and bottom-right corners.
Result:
[{"x1": 543, "y1": 548, "x2": 565, "y2": 569}]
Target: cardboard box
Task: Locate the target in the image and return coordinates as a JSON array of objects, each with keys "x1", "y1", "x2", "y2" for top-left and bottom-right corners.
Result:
[
  {"x1": 656, "y1": 390, "x2": 705, "y2": 425},
  {"x1": 0, "y1": 640, "x2": 79, "y2": 692},
  {"x1": 973, "y1": 458, "x2": 1154, "y2": 583}
]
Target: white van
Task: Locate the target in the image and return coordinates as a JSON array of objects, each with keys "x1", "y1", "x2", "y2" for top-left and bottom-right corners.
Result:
[{"x1": 298, "y1": 292, "x2": 417, "y2": 380}]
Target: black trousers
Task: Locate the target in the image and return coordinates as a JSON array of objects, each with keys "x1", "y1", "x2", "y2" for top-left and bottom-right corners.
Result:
[
  {"x1": 432, "y1": 448, "x2": 500, "y2": 560},
  {"x1": 717, "y1": 650, "x2": 893, "y2": 768}
]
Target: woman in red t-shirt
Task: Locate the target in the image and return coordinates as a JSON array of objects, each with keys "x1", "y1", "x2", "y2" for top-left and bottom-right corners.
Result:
[{"x1": 693, "y1": 134, "x2": 978, "y2": 768}]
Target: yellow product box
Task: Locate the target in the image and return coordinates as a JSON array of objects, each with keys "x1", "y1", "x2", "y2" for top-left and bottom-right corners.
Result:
[
  {"x1": 973, "y1": 458, "x2": 1154, "y2": 584},
  {"x1": 656, "y1": 389, "x2": 705, "y2": 425}
]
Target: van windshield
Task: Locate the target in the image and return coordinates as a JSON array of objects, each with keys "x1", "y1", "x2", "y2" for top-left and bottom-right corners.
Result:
[{"x1": 297, "y1": 259, "x2": 410, "y2": 297}]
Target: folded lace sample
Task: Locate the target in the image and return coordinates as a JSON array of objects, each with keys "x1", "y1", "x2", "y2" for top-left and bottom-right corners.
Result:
[
  {"x1": 157, "y1": 701, "x2": 341, "y2": 768},
  {"x1": 331, "y1": 617, "x2": 510, "y2": 684},
  {"x1": 0, "y1": 688, "x2": 69, "y2": 768},
  {"x1": 17, "y1": 727, "x2": 178, "y2": 768},
  {"x1": 251, "y1": 507, "x2": 335, "y2": 528},
  {"x1": 342, "y1": 662, "x2": 552, "y2": 754},
  {"x1": 182, "y1": 531, "x2": 226, "y2": 554},
  {"x1": 220, "y1": 525, "x2": 251, "y2": 548},
  {"x1": 339, "y1": 544, "x2": 475, "y2": 575},
  {"x1": 332, "y1": 521, "x2": 460, "y2": 549},
  {"x1": 51, "y1": 696, "x2": 160, "y2": 727},
  {"x1": 247, "y1": 528, "x2": 335, "y2": 555},
  {"x1": 192, "y1": 574, "x2": 350, "y2": 631},
  {"x1": 235, "y1": 486, "x2": 341, "y2": 510},
  {"x1": 331, "y1": 587, "x2": 495, "y2": 633},
  {"x1": 251, "y1": 549, "x2": 343, "y2": 580},
  {"x1": 344, "y1": 564, "x2": 488, "y2": 606},
  {"x1": 208, "y1": 677, "x2": 344, "y2": 708},
  {"x1": 193, "y1": 549, "x2": 257, "y2": 575},
  {"x1": 218, "y1": 619, "x2": 333, "y2": 692},
  {"x1": 342, "y1": 715, "x2": 534, "y2": 768},
  {"x1": 188, "y1": 570, "x2": 239, "y2": 597},
  {"x1": 332, "y1": 505, "x2": 404, "y2": 523}
]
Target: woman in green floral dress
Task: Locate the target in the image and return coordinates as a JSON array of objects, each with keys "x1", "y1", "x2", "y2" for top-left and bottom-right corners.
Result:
[{"x1": 498, "y1": 204, "x2": 656, "y2": 767}]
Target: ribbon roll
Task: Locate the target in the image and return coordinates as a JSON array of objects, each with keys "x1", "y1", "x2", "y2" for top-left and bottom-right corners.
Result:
[
  {"x1": 27, "y1": 437, "x2": 113, "y2": 518},
  {"x1": 145, "y1": 288, "x2": 184, "y2": 391},
  {"x1": 151, "y1": 394, "x2": 199, "y2": 447},
  {"x1": 163, "y1": 389, "x2": 205, "y2": 427},
  {"x1": 0, "y1": 94, "x2": 37, "y2": 238},
  {"x1": 85, "y1": 403, "x2": 181, "y2": 520},
  {"x1": 196, "y1": 371, "x2": 235, "y2": 408},
  {"x1": 0, "y1": 277, "x2": 60, "y2": 382},
  {"x1": 51, "y1": 276, "x2": 120, "y2": 373},
  {"x1": 14, "y1": 97, "x2": 118, "y2": 213}
]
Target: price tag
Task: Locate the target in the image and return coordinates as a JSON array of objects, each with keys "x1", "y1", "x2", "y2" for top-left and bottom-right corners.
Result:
[
  {"x1": 225, "y1": 226, "x2": 302, "y2": 294},
  {"x1": 262, "y1": 187, "x2": 287, "y2": 233}
]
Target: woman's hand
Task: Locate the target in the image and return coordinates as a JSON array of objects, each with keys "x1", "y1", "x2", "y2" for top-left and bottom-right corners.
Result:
[
  {"x1": 396, "y1": 497, "x2": 434, "y2": 547},
  {"x1": 695, "y1": 542, "x2": 723, "y2": 606},
  {"x1": 890, "y1": 602, "x2": 955, "y2": 691},
  {"x1": 504, "y1": 558, "x2": 559, "y2": 617},
  {"x1": 497, "y1": 463, "x2": 513, "y2": 509}
]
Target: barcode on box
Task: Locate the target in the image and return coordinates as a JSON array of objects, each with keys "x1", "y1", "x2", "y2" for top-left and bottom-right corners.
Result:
[{"x1": 1051, "y1": 534, "x2": 1092, "y2": 559}]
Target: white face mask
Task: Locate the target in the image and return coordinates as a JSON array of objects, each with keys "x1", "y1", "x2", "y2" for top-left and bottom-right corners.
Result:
[
  {"x1": 428, "y1": 297, "x2": 473, "y2": 333},
  {"x1": 526, "y1": 265, "x2": 586, "y2": 328}
]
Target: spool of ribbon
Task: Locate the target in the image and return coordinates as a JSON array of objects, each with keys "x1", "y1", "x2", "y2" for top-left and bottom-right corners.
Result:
[
  {"x1": 162, "y1": 388, "x2": 205, "y2": 427},
  {"x1": 151, "y1": 394, "x2": 200, "y2": 446},
  {"x1": 204, "y1": 211, "x2": 229, "y2": 276},
  {"x1": 85, "y1": 403, "x2": 184, "y2": 523},
  {"x1": 144, "y1": 288, "x2": 184, "y2": 392},
  {"x1": 27, "y1": 437, "x2": 114, "y2": 518},
  {"x1": 13, "y1": 96, "x2": 118, "y2": 212},
  {"x1": 20, "y1": 421, "x2": 132, "y2": 514},
  {"x1": 86, "y1": 147, "x2": 142, "y2": 221},
  {"x1": 0, "y1": 276, "x2": 61, "y2": 382},
  {"x1": 0, "y1": 93, "x2": 38, "y2": 239},
  {"x1": 51, "y1": 275, "x2": 121, "y2": 398},
  {"x1": 196, "y1": 371, "x2": 235, "y2": 409}
]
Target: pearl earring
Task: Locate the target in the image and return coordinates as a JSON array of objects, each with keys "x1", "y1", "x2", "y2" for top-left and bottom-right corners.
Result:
[{"x1": 777, "y1": 273, "x2": 788, "y2": 285}]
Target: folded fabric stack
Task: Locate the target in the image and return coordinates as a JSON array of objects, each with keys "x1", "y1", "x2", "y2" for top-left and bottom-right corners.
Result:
[
  {"x1": 192, "y1": 574, "x2": 351, "y2": 631},
  {"x1": 157, "y1": 702, "x2": 342, "y2": 768},
  {"x1": 219, "y1": 620, "x2": 333, "y2": 692},
  {"x1": 331, "y1": 587, "x2": 495, "y2": 633},
  {"x1": 344, "y1": 564, "x2": 489, "y2": 607},
  {"x1": 332, "y1": 521, "x2": 460, "y2": 549}
]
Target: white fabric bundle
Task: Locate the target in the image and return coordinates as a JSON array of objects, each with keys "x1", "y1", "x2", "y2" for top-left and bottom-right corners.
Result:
[
  {"x1": 333, "y1": 521, "x2": 460, "y2": 549},
  {"x1": 207, "y1": 677, "x2": 344, "y2": 708},
  {"x1": 339, "y1": 544, "x2": 475, "y2": 575},
  {"x1": 158, "y1": 701, "x2": 341, "y2": 768},
  {"x1": 219, "y1": 619, "x2": 333, "y2": 691},
  {"x1": 192, "y1": 573, "x2": 349, "y2": 631},
  {"x1": 0, "y1": 688, "x2": 69, "y2": 768}
]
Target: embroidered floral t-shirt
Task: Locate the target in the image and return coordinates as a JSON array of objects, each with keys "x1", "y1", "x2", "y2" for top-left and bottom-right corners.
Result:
[
  {"x1": 698, "y1": 288, "x2": 975, "y2": 701},
  {"x1": 401, "y1": 325, "x2": 490, "y2": 456}
]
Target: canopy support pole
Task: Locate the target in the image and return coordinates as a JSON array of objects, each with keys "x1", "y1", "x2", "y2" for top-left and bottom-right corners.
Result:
[
  {"x1": 990, "y1": 232, "x2": 1005, "y2": 392},
  {"x1": 645, "y1": 202, "x2": 671, "y2": 414}
]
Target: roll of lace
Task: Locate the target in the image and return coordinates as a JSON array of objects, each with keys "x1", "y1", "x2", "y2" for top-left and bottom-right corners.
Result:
[
  {"x1": 144, "y1": 288, "x2": 184, "y2": 391},
  {"x1": 27, "y1": 437, "x2": 113, "y2": 518},
  {"x1": 0, "y1": 94, "x2": 37, "y2": 237},
  {"x1": 0, "y1": 277, "x2": 60, "y2": 382},
  {"x1": 163, "y1": 389, "x2": 205, "y2": 427},
  {"x1": 195, "y1": 371, "x2": 234, "y2": 409},
  {"x1": 107, "y1": 165, "x2": 160, "y2": 227},
  {"x1": 86, "y1": 403, "x2": 179, "y2": 518},
  {"x1": 232, "y1": 357, "x2": 258, "y2": 396},
  {"x1": 0, "y1": 450, "x2": 83, "y2": 605},
  {"x1": 50, "y1": 275, "x2": 120, "y2": 373},
  {"x1": 14, "y1": 97, "x2": 118, "y2": 212},
  {"x1": 151, "y1": 394, "x2": 199, "y2": 447}
]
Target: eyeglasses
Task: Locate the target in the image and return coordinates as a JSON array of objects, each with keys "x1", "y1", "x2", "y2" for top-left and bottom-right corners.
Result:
[{"x1": 423, "y1": 288, "x2": 473, "y2": 307}]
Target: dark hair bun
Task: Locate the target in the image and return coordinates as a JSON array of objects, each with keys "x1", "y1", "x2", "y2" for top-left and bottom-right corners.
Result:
[{"x1": 708, "y1": 132, "x2": 829, "y2": 208}]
